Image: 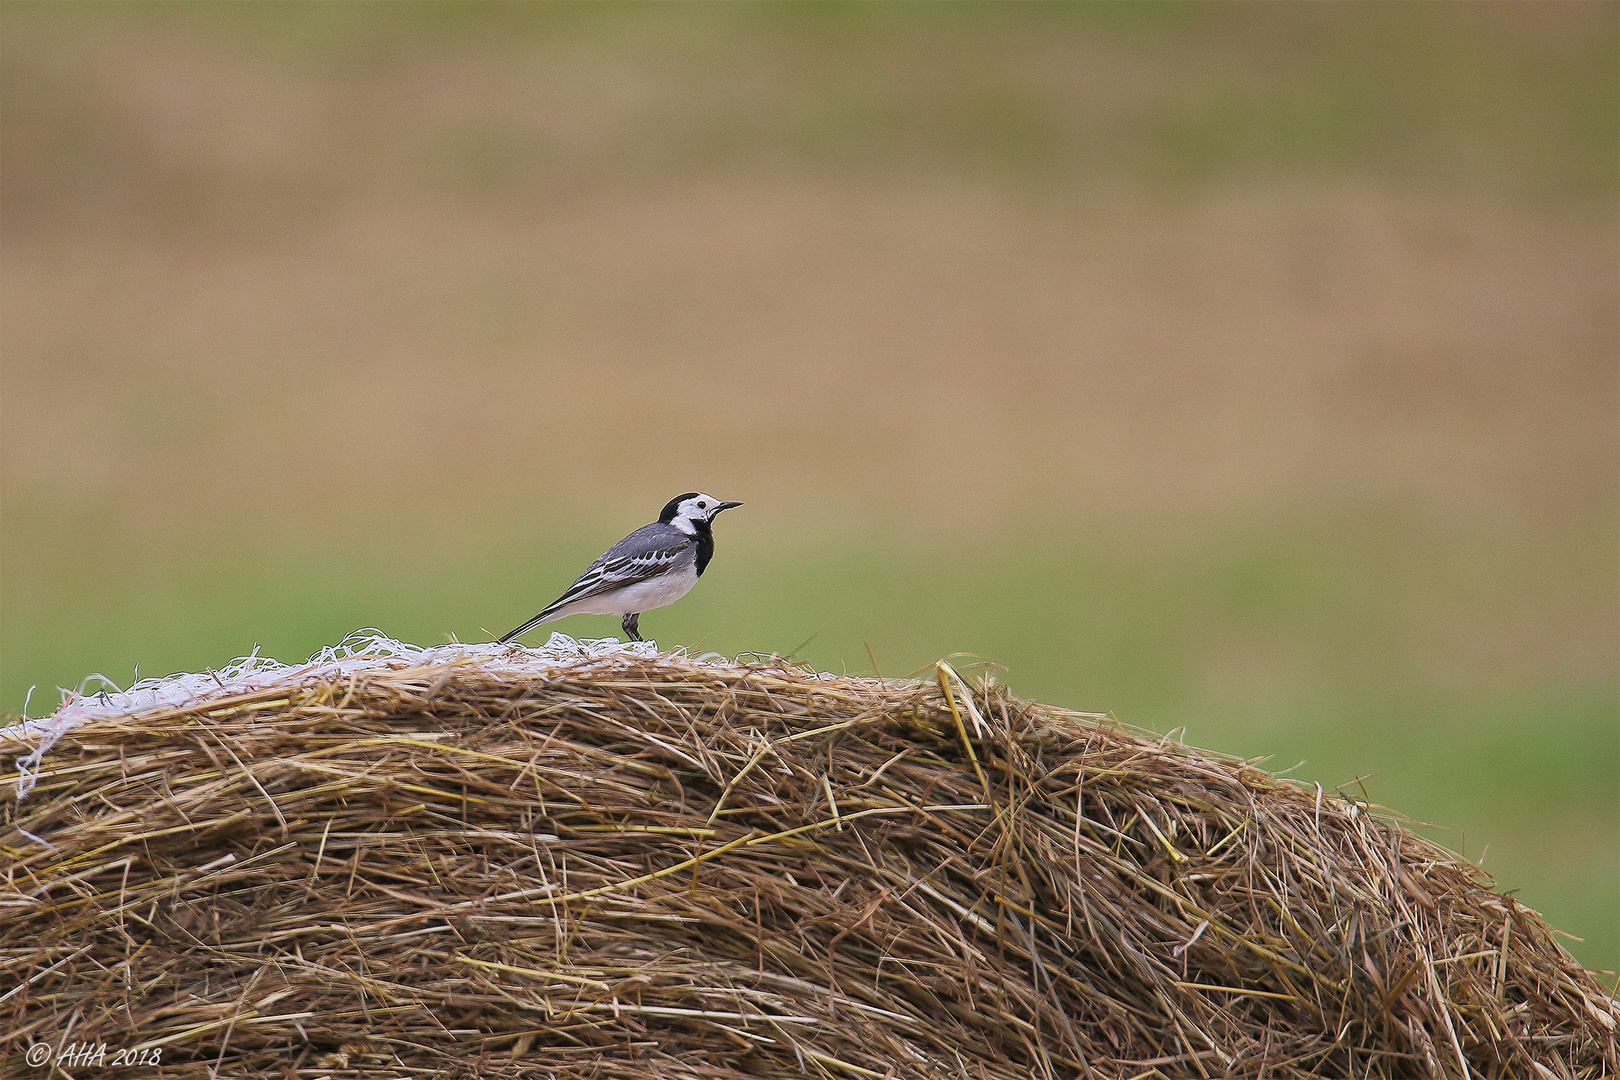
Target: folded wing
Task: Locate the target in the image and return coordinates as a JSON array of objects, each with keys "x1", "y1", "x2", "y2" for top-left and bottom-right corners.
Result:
[{"x1": 498, "y1": 532, "x2": 693, "y2": 643}]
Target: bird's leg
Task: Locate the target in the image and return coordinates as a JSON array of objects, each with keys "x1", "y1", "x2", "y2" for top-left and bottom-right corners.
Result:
[{"x1": 621, "y1": 613, "x2": 642, "y2": 642}]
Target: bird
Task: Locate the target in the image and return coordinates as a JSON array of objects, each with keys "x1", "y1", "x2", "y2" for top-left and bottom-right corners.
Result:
[{"x1": 498, "y1": 493, "x2": 742, "y2": 645}]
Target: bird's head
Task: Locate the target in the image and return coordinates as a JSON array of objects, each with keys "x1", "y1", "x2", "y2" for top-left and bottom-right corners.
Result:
[{"x1": 660, "y1": 492, "x2": 742, "y2": 534}]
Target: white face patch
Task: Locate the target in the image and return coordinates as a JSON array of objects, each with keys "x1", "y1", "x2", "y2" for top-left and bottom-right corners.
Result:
[{"x1": 673, "y1": 494, "x2": 718, "y2": 530}]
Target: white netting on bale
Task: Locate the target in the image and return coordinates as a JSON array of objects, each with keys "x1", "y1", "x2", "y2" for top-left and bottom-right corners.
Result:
[{"x1": 1, "y1": 630, "x2": 673, "y2": 802}]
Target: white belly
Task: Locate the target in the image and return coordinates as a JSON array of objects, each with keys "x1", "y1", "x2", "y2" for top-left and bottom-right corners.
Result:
[{"x1": 564, "y1": 566, "x2": 699, "y2": 616}]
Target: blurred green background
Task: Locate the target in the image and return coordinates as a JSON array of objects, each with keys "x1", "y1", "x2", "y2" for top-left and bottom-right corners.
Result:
[{"x1": 2, "y1": 2, "x2": 1615, "y2": 973}]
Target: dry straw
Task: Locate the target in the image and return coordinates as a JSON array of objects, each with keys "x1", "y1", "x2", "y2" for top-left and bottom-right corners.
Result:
[{"x1": 2, "y1": 636, "x2": 1615, "y2": 1078}]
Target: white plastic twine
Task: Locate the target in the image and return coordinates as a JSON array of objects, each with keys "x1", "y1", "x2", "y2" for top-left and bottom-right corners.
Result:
[{"x1": 2, "y1": 630, "x2": 665, "y2": 803}]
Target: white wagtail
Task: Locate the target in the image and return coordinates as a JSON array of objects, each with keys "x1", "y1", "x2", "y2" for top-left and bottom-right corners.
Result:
[{"x1": 498, "y1": 493, "x2": 742, "y2": 644}]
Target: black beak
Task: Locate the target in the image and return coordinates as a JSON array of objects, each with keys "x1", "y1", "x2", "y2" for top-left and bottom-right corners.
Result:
[{"x1": 715, "y1": 501, "x2": 743, "y2": 513}]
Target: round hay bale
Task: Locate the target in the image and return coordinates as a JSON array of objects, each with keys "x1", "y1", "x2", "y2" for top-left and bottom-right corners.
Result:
[{"x1": 2, "y1": 636, "x2": 1614, "y2": 1078}]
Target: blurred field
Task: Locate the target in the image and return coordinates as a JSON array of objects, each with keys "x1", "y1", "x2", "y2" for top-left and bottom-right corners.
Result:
[{"x1": 2, "y1": 3, "x2": 1615, "y2": 971}]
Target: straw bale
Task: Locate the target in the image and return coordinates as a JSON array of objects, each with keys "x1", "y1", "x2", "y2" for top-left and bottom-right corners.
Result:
[{"x1": 2, "y1": 637, "x2": 1615, "y2": 1078}]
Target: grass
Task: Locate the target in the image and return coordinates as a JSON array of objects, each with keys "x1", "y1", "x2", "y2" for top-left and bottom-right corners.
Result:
[{"x1": 6, "y1": 1, "x2": 1614, "y2": 204}]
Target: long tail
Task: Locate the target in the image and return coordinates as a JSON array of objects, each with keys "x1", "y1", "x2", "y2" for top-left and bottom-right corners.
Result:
[{"x1": 497, "y1": 606, "x2": 564, "y2": 644}]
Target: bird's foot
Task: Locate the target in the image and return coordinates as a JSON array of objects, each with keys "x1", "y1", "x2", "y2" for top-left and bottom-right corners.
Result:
[{"x1": 621, "y1": 613, "x2": 643, "y2": 642}]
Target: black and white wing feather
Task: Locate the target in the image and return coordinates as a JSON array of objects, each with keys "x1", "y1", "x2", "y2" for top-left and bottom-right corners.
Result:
[{"x1": 498, "y1": 524, "x2": 693, "y2": 643}]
